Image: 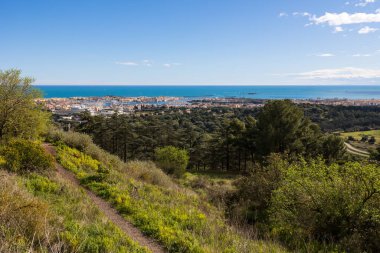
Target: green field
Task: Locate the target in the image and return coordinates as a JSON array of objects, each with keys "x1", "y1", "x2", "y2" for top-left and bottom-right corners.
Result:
[{"x1": 340, "y1": 130, "x2": 380, "y2": 144}]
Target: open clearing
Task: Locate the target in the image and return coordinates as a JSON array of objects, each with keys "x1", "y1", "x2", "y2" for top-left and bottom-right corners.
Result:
[{"x1": 340, "y1": 130, "x2": 380, "y2": 144}]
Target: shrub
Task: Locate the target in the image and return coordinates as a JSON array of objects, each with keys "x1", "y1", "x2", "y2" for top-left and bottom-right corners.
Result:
[
  {"x1": 25, "y1": 173, "x2": 60, "y2": 194},
  {"x1": 46, "y1": 127, "x2": 93, "y2": 151},
  {"x1": 0, "y1": 69, "x2": 50, "y2": 141},
  {"x1": 155, "y1": 146, "x2": 189, "y2": 177},
  {"x1": 125, "y1": 160, "x2": 176, "y2": 189},
  {"x1": 1, "y1": 139, "x2": 53, "y2": 173},
  {"x1": 232, "y1": 154, "x2": 288, "y2": 227},
  {"x1": 270, "y1": 159, "x2": 380, "y2": 252},
  {"x1": 47, "y1": 128, "x2": 125, "y2": 171}
]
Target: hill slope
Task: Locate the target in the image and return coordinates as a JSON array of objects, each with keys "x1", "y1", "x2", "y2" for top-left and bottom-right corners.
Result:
[{"x1": 47, "y1": 129, "x2": 286, "y2": 253}]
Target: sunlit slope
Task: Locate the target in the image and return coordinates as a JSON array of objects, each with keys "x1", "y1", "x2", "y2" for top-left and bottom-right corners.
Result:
[{"x1": 48, "y1": 129, "x2": 286, "y2": 253}]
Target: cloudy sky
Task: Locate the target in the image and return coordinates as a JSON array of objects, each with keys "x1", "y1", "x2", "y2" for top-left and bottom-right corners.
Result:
[{"x1": 1, "y1": 0, "x2": 380, "y2": 85}]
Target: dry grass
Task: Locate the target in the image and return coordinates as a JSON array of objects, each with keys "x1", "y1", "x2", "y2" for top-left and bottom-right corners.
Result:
[
  {"x1": 0, "y1": 171, "x2": 61, "y2": 253},
  {"x1": 124, "y1": 160, "x2": 177, "y2": 189}
]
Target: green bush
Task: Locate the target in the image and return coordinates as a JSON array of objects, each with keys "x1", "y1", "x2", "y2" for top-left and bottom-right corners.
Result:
[
  {"x1": 125, "y1": 160, "x2": 175, "y2": 189},
  {"x1": 1, "y1": 139, "x2": 53, "y2": 173},
  {"x1": 270, "y1": 159, "x2": 380, "y2": 252},
  {"x1": 232, "y1": 154, "x2": 288, "y2": 226},
  {"x1": 25, "y1": 173, "x2": 60, "y2": 194},
  {"x1": 155, "y1": 146, "x2": 189, "y2": 177}
]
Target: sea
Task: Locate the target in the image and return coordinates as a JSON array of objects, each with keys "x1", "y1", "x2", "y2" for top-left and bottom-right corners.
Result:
[{"x1": 34, "y1": 85, "x2": 380, "y2": 100}]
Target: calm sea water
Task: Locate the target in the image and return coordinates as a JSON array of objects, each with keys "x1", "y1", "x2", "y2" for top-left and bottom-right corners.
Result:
[{"x1": 34, "y1": 85, "x2": 380, "y2": 99}]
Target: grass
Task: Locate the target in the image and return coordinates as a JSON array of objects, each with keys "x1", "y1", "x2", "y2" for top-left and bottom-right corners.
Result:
[
  {"x1": 54, "y1": 142, "x2": 287, "y2": 253},
  {"x1": 178, "y1": 172, "x2": 238, "y2": 207},
  {"x1": 340, "y1": 129, "x2": 380, "y2": 144},
  {"x1": 0, "y1": 169, "x2": 149, "y2": 253}
]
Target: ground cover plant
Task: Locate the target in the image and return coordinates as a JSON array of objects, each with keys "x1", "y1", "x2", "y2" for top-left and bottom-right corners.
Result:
[
  {"x1": 51, "y1": 131, "x2": 286, "y2": 253},
  {"x1": 0, "y1": 169, "x2": 148, "y2": 253}
]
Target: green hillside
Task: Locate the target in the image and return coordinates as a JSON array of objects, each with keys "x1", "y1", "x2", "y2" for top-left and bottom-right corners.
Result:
[
  {"x1": 0, "y1": 164, "x2": 148, "y2": 252},
  {"x1": 47, "y1": 128, "x2": 286, "y2": 253},
  {"x1": 1, "y1": 70, "x2": 380, "y2": 253}
]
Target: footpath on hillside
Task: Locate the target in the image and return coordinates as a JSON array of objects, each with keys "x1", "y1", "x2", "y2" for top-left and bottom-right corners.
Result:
[
  {"x1": 344, "y1": 142, "x2": 370, "y2": 158},
  {"x1": 43, "y1": 144, "x2": 166, "y2": 253}
]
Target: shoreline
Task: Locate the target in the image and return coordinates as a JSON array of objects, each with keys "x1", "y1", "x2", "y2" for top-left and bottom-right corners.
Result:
[{"x1": 38, "y1": 96, "x2": 380, "y2": 118}]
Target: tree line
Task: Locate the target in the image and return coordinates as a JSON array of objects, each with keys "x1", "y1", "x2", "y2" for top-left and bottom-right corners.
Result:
[{"x1": 74, "y1": 100, "x2": 345, "y2": 172}]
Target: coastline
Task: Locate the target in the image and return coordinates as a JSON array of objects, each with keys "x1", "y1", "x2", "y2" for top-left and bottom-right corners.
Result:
[{"x1": 33, "y1": 85, "x2": 380, "y2": 100}]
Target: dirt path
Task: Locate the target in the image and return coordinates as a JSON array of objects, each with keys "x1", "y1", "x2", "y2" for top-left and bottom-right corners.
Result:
[
  {"x1": 344, "y1": 142, "x2": 370, "y2": 158},
  {"x1": 43, "y1": 144, "x2": 166, "y2": 253}
]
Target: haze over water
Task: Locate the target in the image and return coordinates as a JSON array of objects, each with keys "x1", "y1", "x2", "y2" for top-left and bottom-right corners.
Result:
[{"x1": 35, "y1": 85, "x2": 380, "y2": 100}]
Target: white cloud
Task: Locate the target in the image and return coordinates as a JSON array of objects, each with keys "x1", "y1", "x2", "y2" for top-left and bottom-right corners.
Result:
[
  {"x1": 116, "y1": 59, "x2": 156, "y2": 67},
  {"x1": 356, "y1": 0, "x2": 376, "y2": 7},
  {"x1": 163, "y1": 63, "x2": 181, "y2": 68},
  {"x1": 352, "y1": 53, "x2": 372, "y2": 56},
  {"x1": 316, "y1": 53, "x2": 335, "y2": 57},
  {"x1": 311, "y1": 10, "x2": 380, "y2": 26},
  {"x1": 334, "y1": 26, "x2": 344, "y2": 32},
  {"x1": 293, "y1": 12, "x2": 312, "y2": 17},
  {"x1": 358, "y1": 26, "x2": 378, "y2": 33},
  {"x1": 279, "y1": 12, "x2": 288, "y2": 18},
  {"x1": 296, "y1": 67, "x2": 380, "y2": 79},
  {"x1": 116, "y1": 61, "x2": 138, "y2": 66}
]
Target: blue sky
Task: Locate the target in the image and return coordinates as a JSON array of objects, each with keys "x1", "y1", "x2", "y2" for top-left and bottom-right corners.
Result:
[{"x1": 1, "y1": 0, "x2": 380, "y2": 85}]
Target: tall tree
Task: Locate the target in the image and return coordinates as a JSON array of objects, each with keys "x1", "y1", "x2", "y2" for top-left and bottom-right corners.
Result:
[
  {"x1": 0, "y1": 69, "x2": 48, "y2": 141},
  {"x1": 255, "y1": 100, "x2": 320, "y2": 157}
]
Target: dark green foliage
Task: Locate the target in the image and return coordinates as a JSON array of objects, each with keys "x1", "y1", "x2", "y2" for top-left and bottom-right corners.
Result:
[
  {"x1": 74, "y1": 101, "x2": 345, "y2": 172},
  {"x1": 231, "y1": 154, "x2": 288, "y2": 225},
  {"x1": 370, "y1": 146, "x2": 380, "y2": 160},
  {"x1": 235, "y1": 156, "x2": 380, "y2": 252},
  {"x1": 155, "y1": 146, "x2": 189, "y2": 177},
  {"x1": 303, "y1": 104, "x2": 380, "y2": 132},
  {"x1": 271, "y1": 159, "x2": 380, "y2": 252},
  {"x1": 1, "y1": 139, "x2": 53, "y2": 172},
  {"x1": 320, "y1": 134, "x2": 346, "y2": 163},
  {"x1": 256, "y1": 100, "x2": 319, "y2": 156}
]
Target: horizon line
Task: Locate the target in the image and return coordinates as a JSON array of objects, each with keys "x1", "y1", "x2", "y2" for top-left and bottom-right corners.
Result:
[{"x1": 33, "y1": 83, "x2": 380, "y2": 86}]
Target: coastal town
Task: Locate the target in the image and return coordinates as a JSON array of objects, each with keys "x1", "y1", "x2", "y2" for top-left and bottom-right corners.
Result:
[{"x1": 39, "y1": 96, "x2": 380, "y2": 119}]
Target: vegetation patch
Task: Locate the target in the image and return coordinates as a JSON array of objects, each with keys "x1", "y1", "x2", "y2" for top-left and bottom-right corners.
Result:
[
  {"x1": 22, "y1": 171, "x2": 149, "y2": 253},
  {"x1": 0, "y1": 139, "x2": 53, "y2": 173},
  {"x1": 55, "y1": 143, "x2": 286, "y2": 253}
]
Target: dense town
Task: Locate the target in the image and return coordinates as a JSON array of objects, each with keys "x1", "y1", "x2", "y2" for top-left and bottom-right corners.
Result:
[{"x1": 38, "y1": 96, "x2": 380, "y2": 118}]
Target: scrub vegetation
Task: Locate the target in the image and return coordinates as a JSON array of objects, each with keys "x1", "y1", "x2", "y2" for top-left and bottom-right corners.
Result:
[{"x1": 1, "y1": 69, "x2": 380, "y2": 252}]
